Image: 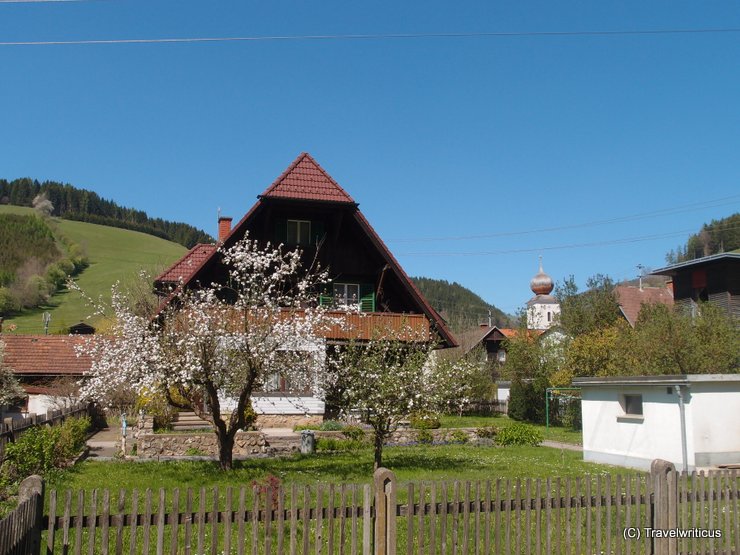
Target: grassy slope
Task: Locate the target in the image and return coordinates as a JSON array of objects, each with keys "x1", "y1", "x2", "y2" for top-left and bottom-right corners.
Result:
[{"x1": 1, "y1": 206, "x2": 186, "y2": 333}]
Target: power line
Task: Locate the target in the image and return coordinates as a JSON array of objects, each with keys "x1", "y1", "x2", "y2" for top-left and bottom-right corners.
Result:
[
  {"x1": 398, "y1": 229, "x2": 700, "y2": 257},
  {"x1": 3, "y1": 27, "x2": 740, "y2": 47},
  {"x1": 388, "y1": 195, "x2": 740, "y2": 243}
]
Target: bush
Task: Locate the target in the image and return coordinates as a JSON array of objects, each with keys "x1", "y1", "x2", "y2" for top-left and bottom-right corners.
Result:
[
  {"x1": 341, "y1": 425, "x2": 367, "y2": 442},
  {"x1": 416, "y1": 429, "x2": 434, "y2": 444},
  {"x1": 315, "y1": 438, "x2": 366, "y2": 452},
  {"x1": 449, "y1": 429, "x2": 469, "y2": 444},
  {"x1": 319, "y1": 420, "x2": 344, "y2": 431},
  {"x1": 3, "y1": 416, "x2": 90, "y2": 478},
  {"x1": 495, "y1": 423, "x2": 543, "y2": 446},
  {"x1": 410, "y1": 413, "x2": 441, "y2": 430},
  {"x1": 476, "y1": 425, "x2": 499, "y2": 439}
]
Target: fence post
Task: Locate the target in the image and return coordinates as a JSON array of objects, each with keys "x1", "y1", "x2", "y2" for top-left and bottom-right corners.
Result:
[
  {"x1": 373, "y1": 468, "x2": 397, "y2": 555},
  {"x1": 650, "y1": 459, "x2": 677, "y2": 555},
  {"x1": 18, "y1": 474, "x2": 45, "y2": 555}
]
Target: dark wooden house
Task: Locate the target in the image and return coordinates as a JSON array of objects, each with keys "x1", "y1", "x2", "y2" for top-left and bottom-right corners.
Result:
[
  {"x1": 155, "y1": 152, "x2": 456, "y2": 348},
  {"x1": 652, "y1": 252, "x2": 740, "y2": 318},
  {"x1": 154, "y1": 153, "x2": 457, "y2": 424}
]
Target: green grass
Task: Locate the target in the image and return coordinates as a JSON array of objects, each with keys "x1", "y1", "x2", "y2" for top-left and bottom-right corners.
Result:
[
  {"x1": 439, "y1": 415, "x2": 583, "y2": 446},
  {"x1": 49, "y1": 443, "x2": 616, "y2": 494},
  {"x1": 0, "y1": 206, "x2": 186, "y2": 333}
]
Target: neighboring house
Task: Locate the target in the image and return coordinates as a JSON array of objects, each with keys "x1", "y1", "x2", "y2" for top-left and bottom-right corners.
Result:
[
  {"x1": 651, "y1": 252, "x2": 740, "y2": 318},
  {"x1": 2, "y1": 334, "x2": 90, "y2": 416},
  {"x1": 613, "y1": 284, "x2": 674, "y2": 327},
  {"x1": 574, "y1": 374, "x2": 740, "y2": 471},
  {"x1": 154, "y1": 152, "x2": 457, "y2": 425}
]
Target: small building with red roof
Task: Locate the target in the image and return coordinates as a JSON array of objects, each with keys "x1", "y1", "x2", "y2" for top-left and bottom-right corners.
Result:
[{"x1": 1, "y1": 334, "x2": 92, "y2": 416}]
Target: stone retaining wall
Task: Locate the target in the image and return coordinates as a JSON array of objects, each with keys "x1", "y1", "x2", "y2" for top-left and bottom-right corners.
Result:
[
  {"x1": 255, "y1": 414, "x2": 322, "y2": 429},
  {"x1": 136, "y1": 431, "x2": 268, "y2": 457},
  {"x1": 313, "y1": 427, "x2": 481, "y2": 444}
]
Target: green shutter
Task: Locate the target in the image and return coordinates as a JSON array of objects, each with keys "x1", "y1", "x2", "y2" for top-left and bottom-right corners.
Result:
[
  {"x1": 319, "y1": 284, "x2": 333, "y2": 307},
  {"x1": 275, "y1": 219, "x2": 287, "y2": 245},
  {"x1": 360, "y1": 283, "x2": 375, "y2": 312}
]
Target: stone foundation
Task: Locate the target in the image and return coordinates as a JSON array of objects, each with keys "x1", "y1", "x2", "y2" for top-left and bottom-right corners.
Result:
[{"x1": 254, "y1": 414, "x2": 323, "y2": 429}]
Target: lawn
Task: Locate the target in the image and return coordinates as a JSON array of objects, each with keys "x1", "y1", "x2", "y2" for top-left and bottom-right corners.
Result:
[
  {"x1": 48, "y1": 443, "x2": 621, "y2": 495},
  {"x1": 0, "y1": 206, "x2": 186, "y2": 334},
  {"x1": 439, "y1": 415, "x2": 582, "y2": 446}
]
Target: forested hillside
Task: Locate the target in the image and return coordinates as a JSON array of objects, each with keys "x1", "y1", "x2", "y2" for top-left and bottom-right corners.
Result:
[
  {"x1": 666, "y1": 212, "x2": 740, "y2": 263},
  {"x1": 411, "y1": 277, "x2": 512, "y2": 333},
  {"x1": 0, "y1": 178, "x2": 212, "y2": 248},
  {"x1": 0, "y1": 211, "x2": 88, "y2": 314}
]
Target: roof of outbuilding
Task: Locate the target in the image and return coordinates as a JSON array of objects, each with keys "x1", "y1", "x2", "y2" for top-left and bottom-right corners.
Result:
[
  {"x1": 2, "y1": 335, "x2": 92, "y2": 376},
  {"x1": 259, "y1": 152, "x2": 356, "y2": 204},
  {"x1": 155, "y1": 244, "x2": 217, "y2": 284},
  {"x1": 651, "y1": 252, "x2": 740, "y2": 275},
  {"x1": 613, "y1": 285, "x2": 674, "y2": 327}
]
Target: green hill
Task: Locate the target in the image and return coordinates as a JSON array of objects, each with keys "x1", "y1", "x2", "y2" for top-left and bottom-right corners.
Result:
[
  {"x1": 666, "y1": 212, "x2": 740, "y2": 263},
  {"x1": 0, "y1": 206, "x2": 186, "y2": 334},
  {"x1": 410, "y1": 277, "x2": 512, "y2": 333}
]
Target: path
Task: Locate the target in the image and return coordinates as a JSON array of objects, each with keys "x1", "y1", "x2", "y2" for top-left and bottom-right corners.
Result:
[{"x1": 86, "y1": 427, "x2": 119, "y2": 459}]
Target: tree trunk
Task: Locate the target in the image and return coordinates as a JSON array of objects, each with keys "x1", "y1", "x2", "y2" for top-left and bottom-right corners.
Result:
[
  {"x1": 217, "y1": 430, "x2": 236, "y2": 471},
  {"x1": 374, "y1": 431, "x2": 384, "y2": 470}
]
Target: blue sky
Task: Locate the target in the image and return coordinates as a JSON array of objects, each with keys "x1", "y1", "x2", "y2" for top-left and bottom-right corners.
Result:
[{"x1": 1, "y1": 1, "x2": 739, "y2": 316}]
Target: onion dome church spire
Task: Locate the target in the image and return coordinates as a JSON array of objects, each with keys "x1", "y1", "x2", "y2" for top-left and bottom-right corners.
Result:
[{"x1": 526, "y1": 256, "x2": 560, "y2": 330}]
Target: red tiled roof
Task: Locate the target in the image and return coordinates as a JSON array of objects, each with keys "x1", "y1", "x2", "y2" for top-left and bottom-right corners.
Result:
[
  {"x1": 2, "y1": 335, "x2": 92, "y2": 376},
  {"x1": 155, "y1": 244, "x2": 217, "y2": 284},
  {"x1": 260, "y1": 153, "x2": 355, "y2": 204},
  {"x1": 614, "y1": 285, "x2": 674, "y2": 327}
]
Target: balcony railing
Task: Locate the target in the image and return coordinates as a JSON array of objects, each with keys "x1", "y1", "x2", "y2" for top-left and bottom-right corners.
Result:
[{"x1": 322, "y1": 311, "x2": 430, "y2": 342}]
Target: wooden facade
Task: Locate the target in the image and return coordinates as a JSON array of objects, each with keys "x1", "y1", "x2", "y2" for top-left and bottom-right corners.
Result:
[{"x1": 652, "y1": 253, "x2": 740, "y2": 318}]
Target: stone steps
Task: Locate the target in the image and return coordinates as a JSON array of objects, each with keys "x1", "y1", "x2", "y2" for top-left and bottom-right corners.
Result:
[{"x1": 172, "y1": 411, "x2": 212, "y2": 431}]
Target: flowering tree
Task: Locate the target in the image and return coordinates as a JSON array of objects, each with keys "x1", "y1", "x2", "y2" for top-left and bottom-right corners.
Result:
[
  {"x1": 78, "y1": 236, "x2": 333, "y2": 470},
  {"x1": 328, "y1": 325, "x2": 473, "y2": 469}
]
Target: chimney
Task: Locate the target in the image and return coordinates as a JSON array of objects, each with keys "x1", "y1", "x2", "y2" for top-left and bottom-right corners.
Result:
[{"x1": 218, "y1": 216, "x2": 232, "y2": 243}]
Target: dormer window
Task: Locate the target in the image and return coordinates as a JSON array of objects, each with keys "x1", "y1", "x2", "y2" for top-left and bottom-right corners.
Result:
[{"x1": 287, "y1": 220, "x2": 311, "y2": 246}]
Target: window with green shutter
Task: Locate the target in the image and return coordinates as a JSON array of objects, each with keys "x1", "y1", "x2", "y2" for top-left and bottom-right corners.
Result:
[{"x1": 360, "y1": 283, "x2": 375, "y2": 312}]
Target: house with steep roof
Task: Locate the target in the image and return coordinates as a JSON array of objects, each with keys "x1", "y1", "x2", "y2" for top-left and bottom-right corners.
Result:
[
  {"x1": 155, "y1": 152, "x2": 456, "y2": 426},
  {"x1": 651, "y1": 252, "x2": 740, "y2": 318},
  {"x1": 1, "y1": 335, "x2": 91, "y2": 415}
]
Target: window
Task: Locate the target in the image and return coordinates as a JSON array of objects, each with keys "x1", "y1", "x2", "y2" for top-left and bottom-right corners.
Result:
[
  {"x1": 333, "y1": 283, "x2": 360, "y2": 308},
  {"x1": 622, "y1": 394, "x2": 643, "y2": 416},
  {"x1": 287, "y1": 220, "x2": 311, "y2": 245}
]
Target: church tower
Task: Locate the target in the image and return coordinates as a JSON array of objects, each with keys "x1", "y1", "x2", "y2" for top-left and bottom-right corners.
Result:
[{"x1": 526, "y1": 257, "x2": 560, "y2": 330}]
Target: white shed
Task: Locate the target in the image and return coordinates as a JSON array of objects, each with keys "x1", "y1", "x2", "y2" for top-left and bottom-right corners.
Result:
[{"x1": 573, "y1": 374, "x2": 740, "y2": 471}]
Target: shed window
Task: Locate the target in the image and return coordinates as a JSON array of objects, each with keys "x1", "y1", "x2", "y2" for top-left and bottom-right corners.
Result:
[
  {"x1": 622, "y1": 394, "x2": 643, "y2": 416},
  {"x1": 287, "y1": 220, "x2": 311, "y2": 245}
]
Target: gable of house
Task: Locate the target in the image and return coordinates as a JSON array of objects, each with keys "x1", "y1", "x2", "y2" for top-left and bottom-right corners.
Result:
[
  {"x1": 613, "y1": 285, "x2": 674, "y2": 327},
  {"x1": 155, "y1": 153, "x2": 456, "y2": 348}
]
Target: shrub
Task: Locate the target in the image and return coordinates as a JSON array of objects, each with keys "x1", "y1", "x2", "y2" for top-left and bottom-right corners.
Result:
[
  {"x1": 341, "y1": 425, "x2": 367, "y2": 442},
  {"x1": 56, "y1": 416, "x2": 91, "y2": 460},
  {"x1": 410, "y1": 413, "x2": 441, "y2": 430},
  {"x1": 4, "y1": 426, "x2": 59, "y2": 477},
  {"x1": 449, "y1": 429, "x2": 469, "y2": 444},
  {"x1": 184, "y1": 447, "x2": 207, "y2": 456},
  {"x1": 315, "y1": 438, "x2": 366, "y2": 452},
  {"x1": 416, "y1": 429, "x2": 434, "y2": 444},
  {"x1": 495, "y1": 423, "x2": 543, "y2": 446},
  {"x1": 319, "y1": 420, "x2": 344, "y2": 431},
  {"x1": 476, "y1": 425, "x2": 499, "y2": 439}
]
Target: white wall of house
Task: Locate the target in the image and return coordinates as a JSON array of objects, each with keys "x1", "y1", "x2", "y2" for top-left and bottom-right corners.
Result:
[
  {"x1": 251, "y1": 395, "x2": 325, "y2": 415},
  {"x1": 577, "y1": 375, "x2": 740, "y2": 471},
  {"x1": 496, "y1": 382, "x2": 510, "y2": 402}
]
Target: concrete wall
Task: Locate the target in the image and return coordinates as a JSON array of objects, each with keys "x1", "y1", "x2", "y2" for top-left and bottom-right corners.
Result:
[
  {"x1": 581, "y1": 385, "x2": 689, "y2": 470},
  {"x1": 688, "y1": 382, "x2": 740, "y2": 466}
]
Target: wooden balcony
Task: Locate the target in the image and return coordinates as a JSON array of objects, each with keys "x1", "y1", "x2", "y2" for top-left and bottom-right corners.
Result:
[{"x1": 322, "y1": 311, "x2": 430, "y2": 342}]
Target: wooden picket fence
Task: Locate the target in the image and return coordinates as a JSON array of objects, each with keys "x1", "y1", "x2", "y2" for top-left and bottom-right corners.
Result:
[
  {"x1": 3, "y1": 460, "x2": 740, "y2": 554},
  {"x1": 0, "y1": 476, "x2": 44, "y2": 555}
]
